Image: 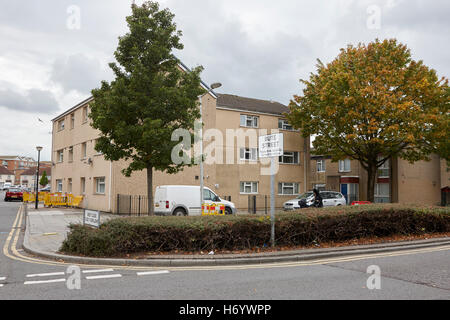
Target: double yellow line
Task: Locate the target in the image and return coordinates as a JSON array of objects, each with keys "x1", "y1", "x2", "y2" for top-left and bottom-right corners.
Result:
[{"x1": 3, "y1": 205, "x2": 450, "y2": 272}]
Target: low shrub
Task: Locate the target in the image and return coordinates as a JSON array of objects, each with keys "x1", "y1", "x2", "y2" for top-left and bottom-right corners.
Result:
[{"x1": 60, "y1": 204, "x2": 450, "y2": 257}]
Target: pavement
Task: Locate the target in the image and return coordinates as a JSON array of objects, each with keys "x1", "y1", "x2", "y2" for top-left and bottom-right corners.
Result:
[{"x1": 22, "y1": 203, "x2": 450, "y2": 268}]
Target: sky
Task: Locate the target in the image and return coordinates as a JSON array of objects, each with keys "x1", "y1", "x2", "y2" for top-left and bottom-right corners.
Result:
[{"x1": 0, "y1": 0, "x2": 448, "y2": 161}]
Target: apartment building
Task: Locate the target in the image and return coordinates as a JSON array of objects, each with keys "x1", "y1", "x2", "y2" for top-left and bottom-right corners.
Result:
[
  {"x1": 51, "y1": 89, "x2": 309, "y2": 213},
  {"x1": 310, "y1": 154, "x2": 447, "y2": 206},
  {"x1": 0, "y1": 156, "x2": 36, "y2": 184}
]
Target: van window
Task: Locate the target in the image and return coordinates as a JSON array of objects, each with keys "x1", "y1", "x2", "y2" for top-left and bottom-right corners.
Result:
[{"x1": 203, "y1": 189, "x2": 218, "y2": 201}]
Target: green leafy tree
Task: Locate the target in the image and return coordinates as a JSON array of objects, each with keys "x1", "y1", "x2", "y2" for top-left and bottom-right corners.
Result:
[
  {"x1": 39, "y1": 170, "x2": 48, "y2": 187},
  {"x1": 89, "y1": 1, "x2": 205, "y2": 214},
  {"x1": 287, "y1": 39, "x2": 449, "y2": 202}
]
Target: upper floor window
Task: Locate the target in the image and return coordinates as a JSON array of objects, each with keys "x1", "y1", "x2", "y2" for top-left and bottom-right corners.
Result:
[
  {"x1": 339, "y1": 159, "x2": 351, "y2": 172},
  {"x1": 278, "y1": 119, "x2": 294, "y2": 131},
  {"x1": 279, "y1": 151, "x2": 299, "y2": 164},
  {"x1": 378, "y1": 157, "x2": 390, "y2": 177},
  {"x1": 57, "y1": 150, "x2": 64, "y2": 163},
  {"x1": 317, "y1": 159, "x2": 326, "y2": 172},
  {"x1": 240, "y1": 115, "x2": 259, "y2": 128},
  {"x1": 82, "y1": 106, "x2": 89, "y2": 123},
  {"x1": 58, "y1": 119, "x2": 65, "y2": 131},
  {"x1": 240, "y1": 148, "x2": 258, "y2": 161},
  {"x1": 81, "y1": 142, "x2": 87, "y2": 159},
  {"x1": 70, "y1": 113, "x2": 75, "y2": 129},
  {"x1": 68, "y1": 147, "x2": 74, "y2": 163}
]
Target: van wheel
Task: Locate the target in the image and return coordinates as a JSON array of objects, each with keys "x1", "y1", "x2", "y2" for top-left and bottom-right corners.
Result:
[
  {"x1": 225, "y1": 207, "x2": 233, "y2": 215},
  {"x1": 173, "y1": 208, "x2": 187, "y2": 216}
]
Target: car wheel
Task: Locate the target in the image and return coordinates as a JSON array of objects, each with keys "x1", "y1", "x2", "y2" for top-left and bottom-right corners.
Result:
[
  {"x1": 173, "y1": 208, "x2": 187, "y2": 216},
  {"x1": 225, "y1": 207, "x2": 233, "y2": 215}
]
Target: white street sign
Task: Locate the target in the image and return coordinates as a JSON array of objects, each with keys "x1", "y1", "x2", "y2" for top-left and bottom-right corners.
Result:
[
  {"x1": 259, "y1": 133, "x2": 284, "y2": 158},
  {"x1": 84, "y1": 210, "x2": 100, "y2": 228}
]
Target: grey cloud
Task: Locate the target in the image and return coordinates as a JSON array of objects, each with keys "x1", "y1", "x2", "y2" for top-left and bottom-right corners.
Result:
[
  {"x1": 50, "y1": 53, "x2": 113, "y2": 94},
  {"x1": 0, "y1": 87, "x2": 59, "y2": 114}
]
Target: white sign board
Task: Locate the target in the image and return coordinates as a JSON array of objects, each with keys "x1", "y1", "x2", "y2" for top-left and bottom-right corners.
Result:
[
  {"x1": 259, "y1": 133, "x2": 284, "y2": 158},
  {"x1": 84, "y1": 210, "x2": 100, "y2": 228}
]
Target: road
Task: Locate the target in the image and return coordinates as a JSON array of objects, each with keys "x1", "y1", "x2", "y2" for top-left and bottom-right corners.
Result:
[{"x1": 0, "y1": 191, "x2": 449, "y2": 301}]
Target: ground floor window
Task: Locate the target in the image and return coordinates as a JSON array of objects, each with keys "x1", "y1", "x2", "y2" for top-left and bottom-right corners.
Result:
[
  {"x1": 80, "y1": 177, "x2": 86, "y2": 194},
  {"x1": 56, "y1": 179, "x2": 63, "y2": 192},
  {"x1": 278, "y1": 182, "x2": 300, "y2": 195},
  {"x1": 240, "y1": 182, "x2": 258, "y2": 194},
  {"x1": 341, "y1": 183, "x2": 359, "y2": 204},
  {"x1": 95, "y1": 177, "x2": 106, "y2": 194},
  {"x1": 375, "y1": 183, "x2": 390, "y2": 203}
]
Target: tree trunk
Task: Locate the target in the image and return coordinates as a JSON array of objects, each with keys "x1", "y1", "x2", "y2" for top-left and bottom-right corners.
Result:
[
  {"x1": 366, "y1": 165, "x2": 377, "y2": 203},
  {"x1": 147, "y1": 166, "x2": 154, "y2": 215}
]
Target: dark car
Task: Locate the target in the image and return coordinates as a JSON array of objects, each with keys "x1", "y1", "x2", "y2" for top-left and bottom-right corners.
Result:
[{"x1": 4, "y1": 188, "x2": 23, "y2": 202}]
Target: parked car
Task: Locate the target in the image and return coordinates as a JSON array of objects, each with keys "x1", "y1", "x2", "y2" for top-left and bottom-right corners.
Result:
[
  {"x1": 4, "y1": 188, "x2": 23, "y2": 202},
  {"x1": 154, "y1": 185, "x2": 236, "y2": 216},
  {"x1": 2, "y1": 182, "x2": 12, "y2": 191},
  {"x1": 39, "y1": 186, "x2": 51, "y2": 192},
  {"x1": 283, "y1": 191, "x2": 347, "y2": 210}
]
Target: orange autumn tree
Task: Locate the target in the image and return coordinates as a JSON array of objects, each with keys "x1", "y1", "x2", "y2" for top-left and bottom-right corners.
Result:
[{"x1": 287, "y1": 39, "x2": 449, "y2": 202}]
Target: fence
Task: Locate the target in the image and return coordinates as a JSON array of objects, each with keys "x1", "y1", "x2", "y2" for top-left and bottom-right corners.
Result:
[
  {"x1": 23, "y1": 192, "x2": 83, "y2": 208},
  {"x1": 116, "y1": 194, "x2": 233, "y2": 216},
  {"x1": 116, "y1": 194, "x2": 149, "y2": 216},
  {"x1": 247, "y1": 195, "x2": 269, "y2": 214}
]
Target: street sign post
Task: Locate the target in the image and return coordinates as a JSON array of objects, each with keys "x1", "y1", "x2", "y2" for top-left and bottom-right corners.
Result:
[{"x1": 259, "y1": 133, "x2": 283, "y2": 248}]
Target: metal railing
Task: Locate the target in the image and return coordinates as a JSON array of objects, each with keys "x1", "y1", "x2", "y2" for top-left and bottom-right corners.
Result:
[{"x1": 116, "y1": 194, "x2": 149, "y2": 216}]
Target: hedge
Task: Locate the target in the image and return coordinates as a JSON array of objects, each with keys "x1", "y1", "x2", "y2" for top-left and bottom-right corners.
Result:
[{"x1": 60, "y1": 204, "x2": 450, "y2": 257}]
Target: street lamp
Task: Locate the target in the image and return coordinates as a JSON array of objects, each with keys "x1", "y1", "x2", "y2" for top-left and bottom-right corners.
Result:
[
  {"x1": 199, "y1": 83, "x2": 222, "y2": 212},
  {"x1": 35, "y1": 146, "x2": 43, "y2": 210}
]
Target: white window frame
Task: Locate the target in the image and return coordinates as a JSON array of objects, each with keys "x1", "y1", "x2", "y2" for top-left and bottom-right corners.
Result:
[
  {"x1": 56, "y1": 179, "x2": 63, "y2": 192},
  {"x1": 95, "y1": 177, "x2": 106, "y2": 194},
  {"x1": 378, "y1": 157, "x2": 390, "y2": 178},
  {"x1": 279, "y1": 151, "x2": 299, "y2": 164},
  {"x1": 278, "y1": 182, "x2": 300, "y2": 195},
  {"x1": 240, "y1": 181, "x2": 258, "y2": 194},
  {"x1": 278, "y1": 119, "x2": 294, "y2": 131},
  {"x1": 82, "y1": 106, "x2": 89, "y2": 123},
  {"x1": 81, "y1": 142, "x2": 87, "y2": 159},
  {"x1": 375, "y1": 183, "x2": 390, "y2": 203},
  {"x1": 339, "y1": 159, "x2": 351, "y2": 172},
  {"x1": 240, "y1": 115, "x2": 259, "y2": 128},
  {"x1": 70, "y1": 113, "x2": 75, "y2": 129},
  {"x1": 239, "y1": 148, "x2": 258, "y2": 161},
  {"x1": 317, "y1": 159, "x2": 326, "y2": 172},
  {"x1": 57, "y1": 150, "x2": 64, "y2": 163},
  {"x1": 58, "y1": 119, "x2": 65, "y2": 131}
]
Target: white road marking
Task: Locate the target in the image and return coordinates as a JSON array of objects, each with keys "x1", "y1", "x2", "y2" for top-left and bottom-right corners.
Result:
[
  {"x1": 137, "y1": 270, "x2": 170, "y2": 276},
  {"x1": 0, "y1": 277, "x2": 6, "y2": 281},
  {"x1": 86, "y1": 274, "x2": 122, "y2": 280},
  {"x1": 26, "y1": 272, "x2": 65, "y2": 278},
  {"x1": 82, "y1": 268, "x2": 114, "y2": 274},
  {"x1": 24, "y1": 279, "x2": 66, "y2": 285},
  {"x1": 0, "y1": 284, "x2": 4, "y2": 287}
]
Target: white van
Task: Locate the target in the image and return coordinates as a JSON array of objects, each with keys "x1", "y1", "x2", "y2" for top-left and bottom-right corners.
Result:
[{"x1": 154, "y1": 185, "x2": 237, "y2": 216}]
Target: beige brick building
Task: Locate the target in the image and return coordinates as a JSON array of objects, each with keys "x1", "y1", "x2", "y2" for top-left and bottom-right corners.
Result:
[
  {"x1": 310, "y1": 154, "x2": 448, "y2": 206},
  {"x1": 51, "y1": 86, "x2": 310, "y2": 213}
]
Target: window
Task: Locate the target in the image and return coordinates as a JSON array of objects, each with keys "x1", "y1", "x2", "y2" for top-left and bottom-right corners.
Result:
[
  {"x1": 68, "y1": 147, "x2": 74, "y2": 163},
  {"x1": 94, "y1": 139, "x2": 103, "y2": 155},
  {"x1": 240, "y1": 182, "x2": 258, "y2": 194},
  {"x1": 240, "y1": 148, "x2": 258, "y2": 161},
  {"x1": 375, "y1": 183, "x2": 390, "y2": 203},
  {"x1": 314, "y1": 184, "x2": 326, "y2": 192},
  {"x1": 279, "y1": 152, "x2": 299, "y2": 164},
  {"x1": 339, "y1": 159, "x2": 351, "y2": 172},
  {"x1": 95, "y1": 177, "x2": 105, "y2": 194},
  {"x1": 203, "y1": 189, "x2": 217, "y2": 201},
  {"x1": 82, "y1": 106, "x2": 89, "y2": 123},
  {"x1": 80, "y1": 177, "x2": 86, "y2": 194},
  {"x1": 317, "y1": 159, "x2": 326, "y2": 172},
  {"x1": 81, "y1": 142, "x2": 87, "y2": 159},
  {"x1": 240, "y1": 115, "x2": 259, "y2": 128},
  {"x1": 278, "y1": 119, "x2": 294, "y2": 131},
  {"x1": 58, "y1": 119, "x2": 65, "y2": 131},
  {"x1": 378, "y1": 157, "x2": 390, "y2": 178},
  {"x1": 56, "y1": 179, "x2": 63, "y2": 192},
  {"x1": 68, "y1": 178, "x2": 72, "y2": 193},
  {"x1": 70, "y1": 113, "x2": 75, "y2": 129},
  {"x1": 278, "y1": 182, "x2": 300, "y2": 195},
  {"x1": 57, "y1": 150, "x2": 64, "y2": 163}
]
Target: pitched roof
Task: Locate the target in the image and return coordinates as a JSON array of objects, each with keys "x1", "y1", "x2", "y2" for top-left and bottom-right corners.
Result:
[
  {"x1": 20, "y1": 166, "x2": 51, "y2": 176},
  {"x1": 0, "y1": 166, "x2": 14, "y2": 175},
  {"x1": 216, "y1": 94, "x2": 289, "y2": 116}
]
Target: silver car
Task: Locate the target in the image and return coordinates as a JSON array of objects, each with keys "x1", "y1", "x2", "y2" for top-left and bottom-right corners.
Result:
[{"x1": 283, "y1": 191, "x2": 347, "y2": 210}]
